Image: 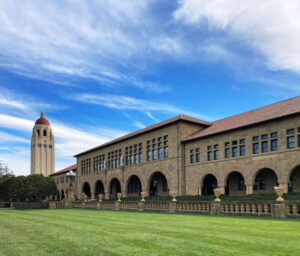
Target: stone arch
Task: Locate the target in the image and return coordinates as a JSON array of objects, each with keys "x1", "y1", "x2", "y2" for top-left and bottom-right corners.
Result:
[
  {"x1": 148, "y1": 171, "x2": 168, "y2": 196},
  {"x1": 126, "y1": 175, "x2": 142, "y2": 197},
  {"x1": 109, "y1": 178, "x2": 121, "y2": 198},
  {"x1": 82, "y1": 182, "x2": 91, "y2": 199},
  {"x1": 94, "y1": 180, "x2": 105, "y2": 199},
  {"x1": 224, "y1": 171, "x2": 245, "y2": 195},
  {"x1": 201, "y1": 174, "x2": 218, "y2": 196},
  {"x1": 253, "y1": 168, "x2": 278, "y2": 194},
  {"x1": 288, "y1": 165, "x2": 300, "y2": 192}
]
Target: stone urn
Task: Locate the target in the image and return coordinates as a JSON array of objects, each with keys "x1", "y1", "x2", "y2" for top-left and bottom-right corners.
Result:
[
  {"x1": 274, "y1": 185, "x2": 284, "y2": 201},
  {"x1": 214, "y1": 188, "x2": 221, "y2": 202},
  {"x1": 171, "y1": 191, "x2": 177, "y2": 202},
  {"x1": 117, "y1": 193, "x2": 122, "y2": 202},
  {"x1": 140, "y1": 191, "x2": 146, "y2": 202},
  {"x1": 82, "y1": 193, "x2": 87, "y2": 202},
  {"x1": 98, "y1": 194, "x2": 103, "y2": 202}
]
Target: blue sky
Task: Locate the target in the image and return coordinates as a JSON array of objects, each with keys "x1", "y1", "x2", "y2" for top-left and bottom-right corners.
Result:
[{"x1": 1, "y1": 0, "x2": 300, "y2": 175}]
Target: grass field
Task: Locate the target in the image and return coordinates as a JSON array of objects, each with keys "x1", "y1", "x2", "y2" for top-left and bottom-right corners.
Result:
[{"x1": 0, "y1": 209, "x2": 300, "y2": 256}]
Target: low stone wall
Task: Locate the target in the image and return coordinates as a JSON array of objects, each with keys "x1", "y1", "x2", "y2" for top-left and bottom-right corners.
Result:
[{"x1": 48, "y1": 200, "x2": 300, "y2": 218}]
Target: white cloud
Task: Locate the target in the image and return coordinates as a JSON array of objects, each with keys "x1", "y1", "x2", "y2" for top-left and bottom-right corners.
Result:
[
  {"x1": 67, "y1": 93, "x2": 214, "y2": 121},
  {"x1": 0, "y1": 131, "x2": 29, "y2": 143},
  {"x1": 174, "y1": 0, "x2": 300, "y2": 74},
  {"x1": 0, "y1": 1, "x2": 175, "y2": 92},
  {"x1": 0, "y1": 113, "x2": 128, "y2": 175}
]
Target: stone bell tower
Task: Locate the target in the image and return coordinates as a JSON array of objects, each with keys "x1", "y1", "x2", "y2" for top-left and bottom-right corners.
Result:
[{"x1": 31, "y1": 112, "x2": 55, "y2": 176}]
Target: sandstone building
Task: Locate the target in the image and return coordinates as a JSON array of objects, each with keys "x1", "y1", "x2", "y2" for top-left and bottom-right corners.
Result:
[
  {"x1": 31, "y1": 112, "x2": 55, "y2": 176},
  {"x1": 51, "y1": 97, "x2": 300, "y2": 199}
]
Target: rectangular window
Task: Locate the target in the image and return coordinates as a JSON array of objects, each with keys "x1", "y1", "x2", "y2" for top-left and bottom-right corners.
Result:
[
  {"x1": 253, "y1": 143, "x2": 259, "y2": 154},
  {"x1": 196, "y1": 153, "x2": 200, "y2": 162},
  {"x1": 232, "y1": 147, "x2": 237, "y2": 157},
  {"x1": 147, "y1": 151, "x2": 151, "y2": 161},
  {"x1": 271, "y1": 132, "x2": 278, "y2": 138},
  {"x1": 225, "y1": 148, "x2": 230, "y2": 158},
  {"x1": 214, "y1": 144, "x2": 219, "y2": 149},
  {"x1": 287, "y1": 136, "x2": 295, "y2": 149},
  {"x1": 240, "y1": 145, "x2": 246, "y2": 156},
  {"x1": 134, "y1": 154, "x2": 138, "y2": 164},
  {"x1": 214, "y1": 150, "x2": 219, "y2": 160},
  {"x1": 232, "y1": 140, "x2": 237, "y2": 145},
  {"x1": 139, "y1": 153, "x2": 143, "y2": 163},
  {"x1": 158, "y1": 148, "x2": 163, "y2": 159},
  {"x1": 207, "y1": 151, "x2": 212, "y2": 161},
  {"x1": 253, "y1": 136, "x2": 259, "y2": 141},
  {"x1": 271, "y1": 139, "x2": 278, "y2": 151},
  {"x1": 190, "y1": 154, "x2": 194, "y2": 163},
  {"x1": 152, "y1": 150, "x2": 157, "y2": 160},
  {"x1": 261, "y1": 141, "x2": 268, "y2": 153},
  {"x1": 207, "y1": 145, "x2": 212, "y2": 150},
  {"x1": 240, "y1": 139, "x2": 245, "y2": 144},
  {"x1": 225, "y1": 142, "x2": 230, "y2": 147},
  {"x1": 298, "y1": 135, "x2": 300, "y2": 147},
  {"x1": 130, "y1": 155, "x2": 134, "y2": 165},
  {"x1": 287, "y1": 128, "x2": 295, "y2": 135},
  {"x1": 164, "y1": 146, "x2": 168, "y2": 158},
  {"x1": 261, "y1": 134, "x2": 268, "y2": 140}
]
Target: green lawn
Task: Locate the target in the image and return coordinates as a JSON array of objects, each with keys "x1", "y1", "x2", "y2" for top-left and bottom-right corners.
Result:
[{"x1": 0, "y1": 209, "x2": 299, "y2": 256}]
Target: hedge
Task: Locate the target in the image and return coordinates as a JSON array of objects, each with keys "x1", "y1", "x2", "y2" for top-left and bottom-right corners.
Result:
[
  {"x1": 0, "y1": 202, "x2": 10, "y2": 208},
  {"x1": 13, "y1": 202, "x2": 49, "y2": 209}
]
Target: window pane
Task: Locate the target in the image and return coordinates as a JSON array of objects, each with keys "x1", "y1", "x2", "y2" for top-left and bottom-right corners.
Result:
[
  {"x1": 262, "y1": 141, "x2": 268, "y2": 153},
  {"x1": 240, "y1": 145, "x2": 246, "y2": 156},
  {"x1": 287, "y1": 129, "x2": 295, "y2": 135},
  {"x1": 225, "y1": 148, "x2": 230, "y2": 158},
  {"x1": 253, "y1": 143, "x2": 259, "y2": 154},
  {"x1": 232, "y1": 147, "x2": 237, "y2": 157},
  {"x1": 271, "y1": 139, "x2": 278, "y2": 151},
  {"x1": 287, "y1": 136, "x2": 295, "y2": 149},
  {"x1": 196, "y1": 153, "x2": 200, "y2": 162},
  {"x1": 253, "y1": 136, "x2": 259, "y2": 141}
]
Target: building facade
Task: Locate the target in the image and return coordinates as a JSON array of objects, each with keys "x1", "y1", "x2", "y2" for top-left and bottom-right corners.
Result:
[
  {"x1": 50, "y1": 164, "x2": 77, "y2": 200},
  {"x1": 31, "y1": 112, "x2": 55, "y2": 176},
  {"x1": 51, "y1": 97, "x2": 300, "y2": 199}
]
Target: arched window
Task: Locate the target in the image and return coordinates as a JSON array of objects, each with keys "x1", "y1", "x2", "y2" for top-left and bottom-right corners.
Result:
[{"x1": 43, "y1": 130, "x2": 47, "y2": 136}]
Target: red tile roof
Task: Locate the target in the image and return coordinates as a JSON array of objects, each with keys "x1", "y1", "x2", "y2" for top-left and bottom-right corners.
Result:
[
  {"x1": 74, "y1": 114, "x2": 211, "y2": 157},
  {"x1": 50, "y1": 164, "x2": 77, "y2": 176},
  {"x1": 183, "y1": 96, "x2": 300, "y2": 142}
]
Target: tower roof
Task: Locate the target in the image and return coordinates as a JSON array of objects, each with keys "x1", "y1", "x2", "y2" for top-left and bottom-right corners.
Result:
[{"x1": 35, "y1": 112, "x2": 50, "y2": 126}]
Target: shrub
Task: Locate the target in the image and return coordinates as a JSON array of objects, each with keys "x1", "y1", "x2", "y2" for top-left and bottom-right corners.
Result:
[
  {"x1": 0, "y1": 202, "x2": 10, "y2": 208},
  {"x1": 13, "y1": 202, "x2": 49, "y2": 209}
]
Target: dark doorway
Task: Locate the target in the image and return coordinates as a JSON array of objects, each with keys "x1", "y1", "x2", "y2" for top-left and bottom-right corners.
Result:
[
  {"x1": 202, "y1": 174, "x2": 217, "y2": 196},
  {"x1": 83, "y1": 182, "x2": 91, "y2": 199},
  {"x1": 149, "y1": 172, "x2": 168, "y2": 196}
]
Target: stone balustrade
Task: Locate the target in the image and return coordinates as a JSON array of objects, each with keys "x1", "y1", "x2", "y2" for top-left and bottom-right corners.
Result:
[
  {"x1": 48, "y1": 200, "x2": 300, "y2": 218},
  {"x1": 220, "y1": 201, "x2": 272, "y2": 216}
]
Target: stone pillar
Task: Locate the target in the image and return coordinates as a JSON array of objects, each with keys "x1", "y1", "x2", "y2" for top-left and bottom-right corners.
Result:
[
  {"x1": 246, "y1": 184, "x2": 253, "y2": 195},
  {"x1": 115, "y1": 202, "x2": 120, "y2": 210},
  {"x1": 97, "y1": 202, "x2": 101, "y2": 209},
  {"x1": 105, "y1": 191, "x2": 110, "y2": 200},
  {"x1": 271, "y1": 202, "x2": 286, "y2": 218},
  {"x1": 211, "y1": 202, "x2": 221, "y2": 215},
  {"x1": 121, "y1": 191, "x2": 127, "y2": 198},
  {"x1": 91, "y1": 192, "x2": 95, "y2": 200},
  {"x1": 138, "y1": 202, "x2": 145, "y2": 212},
  {"x1": 198, "y1": 187, "x2": 202, "y2": 196},
  {"x1": 168, "y1": 202, "x2": 176, "y2": 213}
]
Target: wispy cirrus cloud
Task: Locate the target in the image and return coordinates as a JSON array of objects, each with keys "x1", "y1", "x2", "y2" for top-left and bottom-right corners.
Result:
[{"x1": 66, "y1": 93, "x2": 214, "y2": 121}]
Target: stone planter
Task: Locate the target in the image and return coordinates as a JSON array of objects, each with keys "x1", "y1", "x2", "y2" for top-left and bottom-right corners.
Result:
[
  {"x1": 214, "y1": 188, "x2": 221, "y2": 202},
  {"x1": 140, "y1": 191, "x2": 146, "y2": 202},
  {"x1": 274, "y1": 185, "x2": 284, "y2": 201},
  {"x1": 171, "y1": 191, "x2": 177, "y2": 202},
  {"x1": 117, "y1": 193, "x2": 122, "y2": 202}
]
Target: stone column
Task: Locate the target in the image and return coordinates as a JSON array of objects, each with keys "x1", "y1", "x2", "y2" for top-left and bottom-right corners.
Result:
[
  {"x1": 105, "y1": 190, "x2": 110, "y2": 200},
  {"x1": 246, "y1": 184, "x2": 253, "y2": 195},
  {"x1": 121, "y1": 190, "x2": 127, "y2": 198},
  {"x1": 91, "y1": 192, "x2": 95, "y2": 200}
]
